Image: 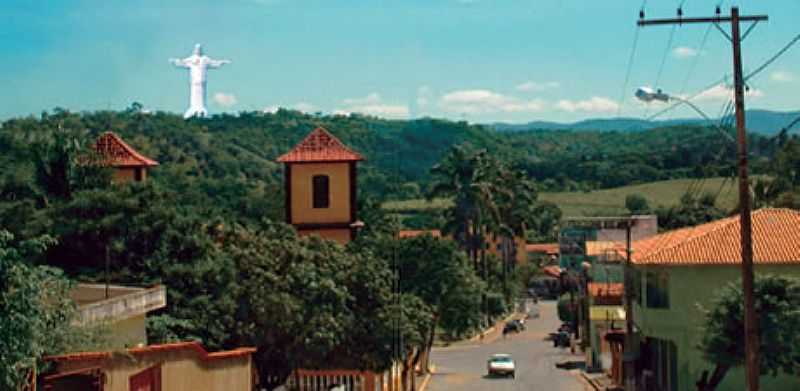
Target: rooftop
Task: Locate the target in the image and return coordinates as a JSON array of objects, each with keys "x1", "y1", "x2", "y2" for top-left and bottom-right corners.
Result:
[
  {"x1": 94, "y1": 132, "x2": 159, "y2": 168},
  {"x1": 631, "y1": 208, "x2": 800, "y2": 265},
  {"x1": 525, "y1": 243, "x2": 559, "y2": 255},
  {"x1": 70, "y1": 283, "x2": 166, "y2": 325},
  {"x1": 44, "y1": 341, "x2": 255, "y2": 363},
  {"x1": 277, "y1": 127, "x2": 364, "y2": 163}
]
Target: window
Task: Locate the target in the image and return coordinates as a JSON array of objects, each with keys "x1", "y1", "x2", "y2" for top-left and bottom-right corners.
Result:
[
  {"x1": 645, "y1": 271, "x2": 669, "y2": 308},
  {"x1": 134, "y1": 168, "x2": 143, "y2": 181},
  {"x1": 312, "y1": 175, "x2": 330, "y2": 208}
]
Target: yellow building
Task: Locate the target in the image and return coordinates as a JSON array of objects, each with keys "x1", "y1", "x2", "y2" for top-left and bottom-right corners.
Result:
[
  {"x1": 42, "y1": 342, "x2": 255, "y2": 391},
  {"x1": 278, "y1": 127, "x2": 364, "y2": 244},
  {"x1": 94, "y1": 132, "x2": 158, "y2": 183}
]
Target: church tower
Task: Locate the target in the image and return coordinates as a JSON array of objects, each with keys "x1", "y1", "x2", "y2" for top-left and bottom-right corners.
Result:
[
  {"x1": 94, "y1": 132, "x2": 159, "y2": 183},
  {"x1": 277, "y1": 127, "x2": 363, "y2": 244}
]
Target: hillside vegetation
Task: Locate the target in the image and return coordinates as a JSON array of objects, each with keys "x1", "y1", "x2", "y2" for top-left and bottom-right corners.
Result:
[{"x1": 384, "y1": 177, "x2": 739, "y2": 217}]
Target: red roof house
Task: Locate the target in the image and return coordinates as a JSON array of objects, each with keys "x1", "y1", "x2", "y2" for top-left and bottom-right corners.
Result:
[{"x1": 94, "y1": 132, "x2": 158, "y2": 183}]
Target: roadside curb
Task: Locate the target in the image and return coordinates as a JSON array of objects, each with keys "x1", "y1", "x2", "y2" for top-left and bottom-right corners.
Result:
[
  {"x1": 580, "y1": 372, "x2": 602, "y2": 391},
  {"x1": 468, "y1": 312, "x2": 518, "y2": 343},
  {"x1": 417, "y1": 365, "x2": 436, "y2": 391}
]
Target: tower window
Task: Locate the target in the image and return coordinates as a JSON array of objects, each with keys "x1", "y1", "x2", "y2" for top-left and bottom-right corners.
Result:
[{"x1": 312, "y1": 175, "x2": 330, "y2": 208}]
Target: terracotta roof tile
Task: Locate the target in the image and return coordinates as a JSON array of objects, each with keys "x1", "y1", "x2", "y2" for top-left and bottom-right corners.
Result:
[
  {"x1": 632, "y1": 208, "x2": 800, "y2": 265},
  {"x1": 43, "y1": 341, "x2": 255, "y2": 363},
  {"x1": 94, "y1": 132, "x2": 158, "y2": 167},
  {"x1": 398, "y1": 229, "x2": 442, "y2": 238},
  {"x1": 587, "y1": 282, "x2": 624, "y2": 298},
  {"x1": 277, "y1": 127, "x2": 364, "y2": 163},
  {"x1": 542, "y1": 265, "x2": 562, "y2": 278},
  {"x1": 525, "y1": 243, "x2": 559, "y2": 255}
]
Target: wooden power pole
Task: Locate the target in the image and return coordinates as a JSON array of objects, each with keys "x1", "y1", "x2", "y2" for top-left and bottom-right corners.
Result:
[{"x1": 638, "y1": 7, "x2": 767, "y2": 391}]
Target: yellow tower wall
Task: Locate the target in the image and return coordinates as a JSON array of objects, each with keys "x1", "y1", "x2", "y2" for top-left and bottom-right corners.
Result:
[{"x1": 289, "y1": 162, "x2": 352, "y2": 225}]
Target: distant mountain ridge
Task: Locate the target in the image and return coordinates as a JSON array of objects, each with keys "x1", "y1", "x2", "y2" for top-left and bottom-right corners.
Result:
[{"x1": 490, "y1": 109, "x2": 800, "y2": 134}]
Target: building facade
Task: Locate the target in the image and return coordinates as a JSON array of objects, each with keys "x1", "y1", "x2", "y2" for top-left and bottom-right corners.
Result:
[
  {"x1": 629, "y1": 208, "x2": 800, "y2": 391},
  {"x1": 278, "y1": 127, "x2": 364, "y2": 244},
  {"x1": 42, "y1": 342, "x2": 255, "y2": 391}
]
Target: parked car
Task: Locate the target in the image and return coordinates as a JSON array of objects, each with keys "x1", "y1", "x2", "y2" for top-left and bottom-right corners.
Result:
[{"x1": 487, "y1": 354, "x2": 516, "y2": 378}]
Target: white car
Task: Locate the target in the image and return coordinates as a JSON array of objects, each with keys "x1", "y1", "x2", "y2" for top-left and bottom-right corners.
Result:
[{"x1": 487, "y1": 354, "x2": 516, "y2": 378}]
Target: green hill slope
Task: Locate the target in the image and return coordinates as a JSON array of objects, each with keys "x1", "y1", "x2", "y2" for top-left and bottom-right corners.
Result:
[{"x1": 384, "y1": 177, "x2": 740, "y2": 218}]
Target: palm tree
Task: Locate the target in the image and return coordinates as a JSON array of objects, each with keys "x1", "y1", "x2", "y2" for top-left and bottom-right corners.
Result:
[
  {"x1": 490, "y1": 166, "x2": 538, "y2": 304},
  {"x1": 429, "y1": 145, "x2": 498, "y2": 274}
]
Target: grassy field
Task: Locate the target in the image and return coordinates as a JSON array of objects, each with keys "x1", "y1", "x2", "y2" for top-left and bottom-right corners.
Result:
[{"x1": 383, "y1": 177, "x2": 740, "y2": 217}]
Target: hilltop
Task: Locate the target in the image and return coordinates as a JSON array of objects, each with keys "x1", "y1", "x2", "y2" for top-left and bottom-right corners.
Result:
[{"x1": 491, "y1": 109, "x2": 800, "y2": 134}]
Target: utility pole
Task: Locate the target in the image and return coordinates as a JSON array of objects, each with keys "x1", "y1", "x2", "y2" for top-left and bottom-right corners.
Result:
[
  {"x1": 623, "y1": 220, "x2": 634, "y2": 391},
  {"x1": 638, "y1": 7, "x2": 767, "y2": 391}
]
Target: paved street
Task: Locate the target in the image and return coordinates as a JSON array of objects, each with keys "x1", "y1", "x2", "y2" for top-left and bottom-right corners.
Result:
[{"x1": 427, "y1": 301, "x2": 589, "y2": 391}]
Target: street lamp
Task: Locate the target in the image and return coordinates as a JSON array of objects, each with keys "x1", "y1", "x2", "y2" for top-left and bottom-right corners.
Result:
[
  {"x1": 635, "y1": 86, "x2": 735, "y2": 144},
  {"x1": 636, "y1": 84, "x2": 759, "y2": 390}
]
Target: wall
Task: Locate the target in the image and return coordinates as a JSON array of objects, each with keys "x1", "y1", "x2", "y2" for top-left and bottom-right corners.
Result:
[
  {"x1": 54, "y1": 350, "x2": 252, "y2": 391},
  {"x1": 633, "y1": 264, "x2": 800, "y2": 391},
  {"x1": 108, "y1": 314, "x2": 147, "y2": 348},
  {"x1": 290, "y1": 163, "x2": 351, "y2": 224},
  {"x1": 112, "y1": 167, "x2": 147, "y2": 183}
]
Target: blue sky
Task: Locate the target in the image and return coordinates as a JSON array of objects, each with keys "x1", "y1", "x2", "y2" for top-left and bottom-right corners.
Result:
[{"x1": 1, "y1": 0, "x2": 798, "y2": 123}]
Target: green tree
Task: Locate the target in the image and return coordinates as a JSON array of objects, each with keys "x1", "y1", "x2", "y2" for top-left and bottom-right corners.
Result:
[
  {"x1": 0, "y1": 230, "x2": 109, "y2": 389},
  {"x1": 696, "y1": 275, "x2": 800, "y2": 391},
  {"x1": 656, "y1": 192, "x2": 726, "y2": 230},
  {"x1": 219, "y1": 222, "x2": 400, "y2": 390},
  {"x1": 379, "y1": 234, "x2": 483, "y2": 370},
  {"x1": 625, "y1": 193, "x2": 651, "y2": 214}
]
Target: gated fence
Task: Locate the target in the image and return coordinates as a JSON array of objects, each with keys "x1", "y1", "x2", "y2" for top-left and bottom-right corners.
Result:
[{"x1": 285, "y1": 362, "x2": 408, "y2": 391}]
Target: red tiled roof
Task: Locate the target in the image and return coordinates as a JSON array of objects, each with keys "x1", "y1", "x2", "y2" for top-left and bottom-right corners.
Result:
[
  {"x1": 632, "y1": 208, "x2": 800, "y2": 265},
  {"x1": 94, "y1": 132, "x2": 158, "y2": 167},
  {"x1": 43, "y1": 341, "x2": 255, "y2": 363},
  {"x1": 542, "y1": 265, "x2": 562, "y2": 278},
  {"x1": 588, "y1": 282, "x2": 624, "y2": 299},
  {"x1": 277, "y1": 127, "x2": 364, "y2": 163},
  {"x1": 398, "y1": 229, "x2": 442, "y2": 239},
  {"x1": 526, "y1": 243, "x2": 559, "y2": 255}
]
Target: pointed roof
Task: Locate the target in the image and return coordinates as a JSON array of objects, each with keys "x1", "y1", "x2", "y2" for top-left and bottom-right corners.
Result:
[
  {"x1": 94, "y1": 132, "x2": 158, "y2": 167},
  {"x1": 277, "y1": 127, "x2": 363, "y2": 163},
  {"x1": 631, "y1": 208, "x2": 800, "y2": 265}
]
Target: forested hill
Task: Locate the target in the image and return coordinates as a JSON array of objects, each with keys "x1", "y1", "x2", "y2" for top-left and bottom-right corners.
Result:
[
  {"x1": 0, "y1": 107, "x2": 782, "y2": 211},
  {"x1": 492, "y1": 109, "x2": 800, "y2": 134}
]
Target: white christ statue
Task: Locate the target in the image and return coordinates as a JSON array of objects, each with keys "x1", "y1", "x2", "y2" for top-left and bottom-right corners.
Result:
[{"x1": 170, "y1": 44, "x2": 231, "y2": 119}]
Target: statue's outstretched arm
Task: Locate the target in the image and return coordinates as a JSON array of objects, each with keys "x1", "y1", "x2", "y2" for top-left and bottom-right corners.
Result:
[
  {"x1": 207, "y1": 59, "x2": 231, "y2": 69},
  {"x1": 169, "y1": 58, "x2": 190, "y2": 68}
]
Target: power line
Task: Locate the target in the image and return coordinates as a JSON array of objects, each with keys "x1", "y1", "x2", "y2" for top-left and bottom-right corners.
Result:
[
  {"x1": 645, "y1": 76, "x2": 728, "y2": 121},
  {"x1": 679, "y1": 24, "x2": 713, "y2": 96},
  {"x1": 617, "y1": 26, "x2": 642, "y2": 118},
  {"x1": 744, "y1": 32, "x2": 800, "y2": 82}
]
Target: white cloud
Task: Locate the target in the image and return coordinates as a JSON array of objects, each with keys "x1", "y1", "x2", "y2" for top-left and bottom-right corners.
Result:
[
  {"x1": 516, "y1": 81, "x2": 560, "y2": 92},
  {"x1": 770, "y1": 71, "x2": 795, "y2": 83},
  {"x1": 213, "y1": 92, "x2": 237, "y2": 107},
  {"x1": 672, "y1": 46, "x2": 700, "y2": 59},
  {"x1": 555, "y1": 97, "x2": 619, "y2": 113},
  {"x1": 262, "y1": 102, "x2": 317, "y2": 113},
  {"x1": 439, "y1": 89, "x2": 545, "y2": 114},
  {"x1": 338, "y1": 93, "x2": 409, "y2": 119},
  {"x1": 694, "y1": 83, "x2": 763, "y2": 102},
  {"x1": 417, "y1": 85, "x2": 433, "y2": 108}
]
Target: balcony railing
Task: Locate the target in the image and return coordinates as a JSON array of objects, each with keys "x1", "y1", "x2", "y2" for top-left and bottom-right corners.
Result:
[{"x1": 75, "y1": 285, "x2": 166, "y2": 325}]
